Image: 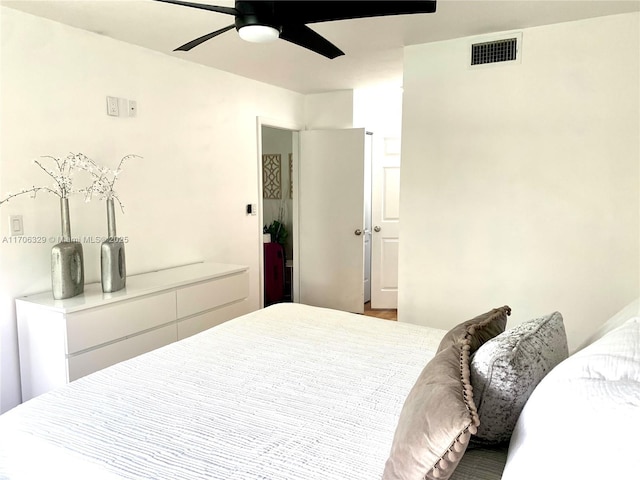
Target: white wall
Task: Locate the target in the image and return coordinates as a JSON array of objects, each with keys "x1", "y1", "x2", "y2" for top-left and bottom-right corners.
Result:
[
  {"x1": 304, "y1": 90, "x2": 354, "y2": 129},
  {"x1": 303, "y1": 86, "x2": 404, "y2": 136},
  {"x1": 353, "y1": 86, "x2": 403, "y2": 138},
  {"x1": 0, "y1": 7, "x2": 304, "y2": 412},
  {"x1": 399, "y1": 13, "x2": 640, "y2": 351}
]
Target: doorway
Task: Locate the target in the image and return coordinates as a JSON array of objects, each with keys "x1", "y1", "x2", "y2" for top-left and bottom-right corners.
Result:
[
  {"x1": 261, "y1": 125, "x2": 295, "y2": 307},
  {"x1": 257, "y1": 122, "x2": 376, "y2": 313}
]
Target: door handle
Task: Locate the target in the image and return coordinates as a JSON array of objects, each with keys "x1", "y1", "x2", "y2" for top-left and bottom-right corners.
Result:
[
  {"x1": 354, "y1": 229, "x2": 363, "y2": 236},
  {"x1": 374, "y1": 226, "x2": 381, "y2": 232}
]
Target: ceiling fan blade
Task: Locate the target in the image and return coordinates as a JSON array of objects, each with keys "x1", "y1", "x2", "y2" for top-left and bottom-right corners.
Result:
[
  {"x1": 154, "y1": 0, "x2": 238, "y2": 16},
  {"x1": 275, "y1": 1, "x2": 437, "y2": 24},
  {"x1": 175, "y1": 24, "x2": 235, "y2": 51},
  {"x1": 280, "y1": 24, "x2": 344, "y2": 60}
]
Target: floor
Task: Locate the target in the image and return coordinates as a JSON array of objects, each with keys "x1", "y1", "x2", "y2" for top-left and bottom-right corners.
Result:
[{"x1": 363, "y1": 302, "x2": 397, "y2": 321}]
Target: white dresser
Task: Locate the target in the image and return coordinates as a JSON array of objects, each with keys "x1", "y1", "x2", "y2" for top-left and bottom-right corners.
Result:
[{"x1": 16, "y1": 262, "x2": 250, "y2": 401}]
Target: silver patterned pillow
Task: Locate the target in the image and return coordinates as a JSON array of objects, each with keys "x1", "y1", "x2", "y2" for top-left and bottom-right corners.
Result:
[{"x1": 469, "y1": 312, "x2": 568, "y2": 445}]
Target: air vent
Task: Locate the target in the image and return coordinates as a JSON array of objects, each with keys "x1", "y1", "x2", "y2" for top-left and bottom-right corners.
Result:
[{"x1": 471, "y1": 37, "x2": 519, "y2": 66}]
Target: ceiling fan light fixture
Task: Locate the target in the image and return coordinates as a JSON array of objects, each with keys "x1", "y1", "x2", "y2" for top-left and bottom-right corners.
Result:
[
  {"x1": 159, "y1": 0, "x2": 437, "y2": 58},
  {"x1": 238, "y1": 25, "x2": 280, "y2": 43}
]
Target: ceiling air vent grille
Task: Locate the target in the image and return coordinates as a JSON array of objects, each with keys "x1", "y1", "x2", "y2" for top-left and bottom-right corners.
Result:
[{"x1": 471, "y1": 38, "x2": 518, "y2": 65}]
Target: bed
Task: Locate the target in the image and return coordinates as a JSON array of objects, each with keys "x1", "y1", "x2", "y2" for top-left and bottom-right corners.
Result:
[
  {"x1": 1, "y1": 300, "x2": 639, "y2": 480},
  {"x1": 0, "y1": 303, "x2": 448, "y2": 479}
]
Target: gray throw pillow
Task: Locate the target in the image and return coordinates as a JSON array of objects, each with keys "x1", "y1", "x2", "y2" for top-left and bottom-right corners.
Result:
[
  {"x1": 469, "y1": 312, "x2": 568, "y2": 445},
  {"x1": 383, "y1": 306, "x2": 511, "y2": 480}
]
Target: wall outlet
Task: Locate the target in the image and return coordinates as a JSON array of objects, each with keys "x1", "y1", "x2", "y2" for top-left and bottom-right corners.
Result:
[{"x1": 106, "y1": 96, "x2": 119, "y2": 116}]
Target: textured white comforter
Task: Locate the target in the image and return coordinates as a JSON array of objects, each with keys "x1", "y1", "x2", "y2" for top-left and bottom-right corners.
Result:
[{"x1": 0, "y1": 303, "x2": 445, "y2": 480}]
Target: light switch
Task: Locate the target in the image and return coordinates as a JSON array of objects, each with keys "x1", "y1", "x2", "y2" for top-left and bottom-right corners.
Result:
[
  {"x1": 246, "y1": 204, "x2": 258, "y2": 215},
  {"x1": 9, "y1": 215, "x2": 23, "y2": 236}
]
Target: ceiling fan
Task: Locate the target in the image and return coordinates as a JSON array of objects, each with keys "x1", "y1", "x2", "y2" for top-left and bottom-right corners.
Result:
[{"x1": 155, "y1": 0, "x2": 437, "y2": 59}]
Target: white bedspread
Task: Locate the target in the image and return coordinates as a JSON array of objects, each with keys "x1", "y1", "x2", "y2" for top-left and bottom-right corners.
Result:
[{"x1": 0, "y1": 303, "x2": 445, "y2": 480}]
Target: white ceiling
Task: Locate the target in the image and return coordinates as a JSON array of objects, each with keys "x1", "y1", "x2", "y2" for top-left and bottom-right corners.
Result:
[{"x1": 2, "y1": 0, "x2": 639, "y2": 93}]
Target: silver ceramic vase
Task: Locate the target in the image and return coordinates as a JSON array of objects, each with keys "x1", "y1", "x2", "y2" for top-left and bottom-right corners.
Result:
[
  {"x1": 101, "y1": 198, "x2": 126, "y2": 293},
  {"x1": 51, "y1": 198, "x2": 84, "y2": 300}
]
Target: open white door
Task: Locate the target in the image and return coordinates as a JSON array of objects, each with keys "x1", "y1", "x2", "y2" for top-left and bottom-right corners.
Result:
[
  {"x1": 371, "y1": 137, "x2": 401, "y2": 308},
  {"x1": 298, "y1": 128, "x2": 366, "y2": 313}
]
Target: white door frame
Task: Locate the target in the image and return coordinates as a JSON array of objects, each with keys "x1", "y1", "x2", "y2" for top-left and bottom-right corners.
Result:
[
  {"x1": 256, "y1": 117, "x2": 303, "y2": 308},
  {"x1": 363, "y1": 132, "x2": 373, "y2": 304}
]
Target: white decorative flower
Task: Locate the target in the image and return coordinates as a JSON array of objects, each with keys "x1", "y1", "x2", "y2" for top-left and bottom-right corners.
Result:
[
  {"x1": 76, "y1": 154, "x2": 141, "y2": 212},
  {"x1": 0, "y1": 153, "x2": 141, "y2": 210},
  {"x1": 0, "y1": 152, "x2": 88, "y2": 205}
]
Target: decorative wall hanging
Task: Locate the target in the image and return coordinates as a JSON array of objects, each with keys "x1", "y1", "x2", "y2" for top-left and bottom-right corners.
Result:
[
  {"x1": 289, "y1": 153, "x2": 293, "y2": 199},
  {"x1": 263, "y1": 154, "x2": 281, "y2": 199}
]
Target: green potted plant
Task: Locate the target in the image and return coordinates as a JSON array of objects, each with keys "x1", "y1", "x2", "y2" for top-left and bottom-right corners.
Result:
[{"x1": 265, "y1": 220, "x2": 288, "y2": 246}]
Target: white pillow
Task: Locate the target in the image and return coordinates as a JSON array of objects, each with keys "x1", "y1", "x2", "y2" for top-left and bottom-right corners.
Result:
[
  {"x1": 501, "y1": 316, "x2": 640, "y2": 480},
  {"x1": 577, "y1": 297, "x2": 639, "y2": 350}
]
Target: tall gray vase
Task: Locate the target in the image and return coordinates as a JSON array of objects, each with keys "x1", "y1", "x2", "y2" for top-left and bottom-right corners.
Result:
[
  {"x1": 101, "y1": 198, "x2": 126, "y2": 293},
  {"x1": 51, "y1": 198, "x2": 84, "y2": 300}
]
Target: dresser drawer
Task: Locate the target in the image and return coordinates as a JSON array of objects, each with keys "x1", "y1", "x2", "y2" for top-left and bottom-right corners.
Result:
[
  {"x1": 66, "y1": 291, "x2": 176, "y2": 354},
  {"x1": 68, "y1": 323, "x2": 177, "y2": 381},
  {"x1": 177, "y1": 299, "x2": 250, "y2": 340},
  {"x1": 176, "y1": 270, "x2": 249, "y2": 318}
]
